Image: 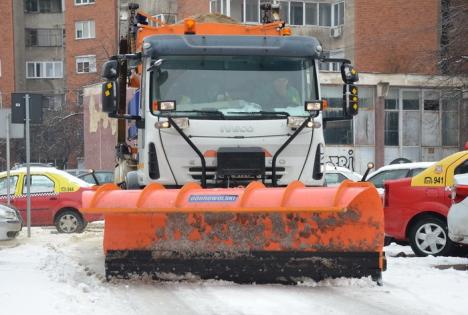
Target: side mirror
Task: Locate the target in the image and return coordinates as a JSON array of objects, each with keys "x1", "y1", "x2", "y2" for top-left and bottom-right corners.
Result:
[
  {"x1": 340, "y1": 63, "x2": 359, "y2": 84},
  {"x1": 101, "y1": 81, "x2": 118, "y2": 113},
  {"x1": 102, "y1": 60, "x2": 118, "y2": 80}
]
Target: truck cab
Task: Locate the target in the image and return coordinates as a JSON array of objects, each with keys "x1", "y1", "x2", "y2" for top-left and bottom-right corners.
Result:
[{"x1": 100, "y1": 14, "x2": 359, "y2": 189}]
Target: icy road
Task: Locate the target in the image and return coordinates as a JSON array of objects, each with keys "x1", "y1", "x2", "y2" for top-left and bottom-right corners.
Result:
[{"x1": 1, "y1": 222, "x2": 468, "y2": 315}]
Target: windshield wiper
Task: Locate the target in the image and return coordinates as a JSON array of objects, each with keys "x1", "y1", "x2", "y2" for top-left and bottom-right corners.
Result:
[
  {"x1": 160, "y1": 110, "x2": 225, "y2": 118},
  {"x1": 226, "y1": 111, "x2": 290, "y2": 117}
]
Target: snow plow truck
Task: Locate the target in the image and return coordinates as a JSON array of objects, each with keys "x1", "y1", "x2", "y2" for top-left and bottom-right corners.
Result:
[{"x1": 81, "y1": 3, "x2": 386, "y2": 284}]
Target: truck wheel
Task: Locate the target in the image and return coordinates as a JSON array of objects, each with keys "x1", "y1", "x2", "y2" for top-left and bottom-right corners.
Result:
[
  {"x1": 55, "y1": 209, "x2": 85, "y2": 233},
  {"x1": 408, "y1": 216, "x2": 455, "y2": 257}
]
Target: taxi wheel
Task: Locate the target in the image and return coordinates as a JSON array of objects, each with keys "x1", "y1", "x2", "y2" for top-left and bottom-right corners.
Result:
[
  {"x1": 408, "y1": 216, "x2": 455, "y2": 257},
  {"x1": 55, "y1": 209, "x2": 85, "y2": 233}
]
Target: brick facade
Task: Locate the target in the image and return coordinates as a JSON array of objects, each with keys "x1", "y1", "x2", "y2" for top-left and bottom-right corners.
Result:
[
  {"x1": 0, "y1": 0, "x2": 15, "y2": 108},
  {"x1": 355, "y1": 0, "x2": 440, "y2": 75},
  {"x1": 64, "y1": 0, "x2": 118, "y2": 110}
]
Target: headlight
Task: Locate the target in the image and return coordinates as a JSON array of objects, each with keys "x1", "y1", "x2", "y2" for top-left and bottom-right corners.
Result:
[
  {"x1": 0, "y1": 208, "x2": 18, "y2": 221},
  {"x1": 287, "y1": 116, "x2": 307, "y2": 129},
  {"x1": 287, "y1": 117, "x2": 320, "y2": 129},
  {"x1": 172, "y1": 117, "x2": 190, "y2": 129},
  {"x1": 155, "y1": 117, "x2": 190, "y2": 129}
]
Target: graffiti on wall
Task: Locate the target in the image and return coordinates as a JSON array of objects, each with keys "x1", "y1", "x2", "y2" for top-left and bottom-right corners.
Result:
[{"x1": 323, "y1": 149, "x2": 355, "y2": 171}]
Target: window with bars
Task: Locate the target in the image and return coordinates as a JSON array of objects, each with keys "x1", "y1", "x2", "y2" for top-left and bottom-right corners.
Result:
[
  {"x1": 25, "y1": 28, "x2": 63, "y2": 47},
  {"x1": 26, "y1": 61, "x2": 63, "y2": 79},
  {"x1": 76, "y1": 55, "x2": 97, "y2": 73},
  {"x1": 211, "y1": 0, "x2": 344, "y2": 26},
  {"x1": 75, "y1": 21, "x2": 95, "y2": 39},
  {"x1": 384, "y1": 88, "x2": 460, "y2": 148},
  {"x1": 75, "y1": 0, "x2": 95, "y2": 5},
  {"x1": 24, "y1": 0, "x2": 62, "y2": 13}
]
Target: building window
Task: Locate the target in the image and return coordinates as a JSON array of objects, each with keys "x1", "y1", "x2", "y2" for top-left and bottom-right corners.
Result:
[
  {"x1": 76, "y1": 55, "x2": 96, "y2": 73},
  {"x1": 75, "y1": 21, "x2": 96, "y2": 39},
  {"x1": 305, "y1": 3, "x2": 318, "y2": 25},
  {"x1": 26, "y1": 61, "x2": 63, "y2": 79},
  {"x1": 384, "y1": 88, "x2": 459, "y2": 152},
  {"x1": 25, "y1": 0, "x2": 62, "y2": 13},
  {"x1": 384, "y1": 88, "x2": 399, "y2": 146},
  {"x1": 215, "y1": 0, "x2": 343, "y2": 27},
  {"x1": 43, "y1": 94, "x2": 64, "y2": 110},
  {"x1": 333, "y1": 2, "x2": 344, "y2": 26},
  {"x1": 279, "y1": 1, "x2": 289, "y2": 23},
  {"x1": 25, "y1": 28, "x2": 63, "y2": 47},
  {"x1": 290, "y1": 2, "x2": 303, "y2": 26},
  {"x1": 245, "y1": 0, "x2": 259, "y2": 23},
  {"x1": 75, "y1": 0, "x2": 95, "y2": 5},
  {"x1": 318, "y1": 3, "x2": 332, "y2": 26},
  {"x1": 322, "y1": 85, "x2": 353, "y2": 145},
  {"x1": 209, "y1": 0, "x2": 229, "y2": 15},
  {"x1": 441, "y1": 95, "x2": 459, "y2": 146}
]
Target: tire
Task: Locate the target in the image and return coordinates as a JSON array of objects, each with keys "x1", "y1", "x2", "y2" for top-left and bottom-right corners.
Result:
[
  {"x1": 55, "y1": 209, "x2": 85, "y2": 233},
  {"x1": 408, "y1": 216, "x2": 455, "y2": 257}
]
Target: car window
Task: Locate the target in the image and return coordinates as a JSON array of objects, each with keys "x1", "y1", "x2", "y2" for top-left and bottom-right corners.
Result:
[
  {"x1": 23, "y1": 175, "x2": 55, "y2": 194},
  {"x1": 58, "y1": 171, "x2": 93, "y2": 187},
  {"x1": 95, "y1": 172, "x2": 114, "y2": 184},
  {"x1": 368, "y1": 169, "x2": 410, "y2": 188},
  {"x1": 0, "y1": 176, "x2": 19, "y2": 195},
  {"x1": 409, "y1": 168, "x2": 426, "y2": 177},
  {"x1": 80, "y1": 174, "x2": 96, "y2": 184},
  {"x1": 455, "y1": 160, "x2": 468, "y2": 175},
  {"x1": 325, "y1": 173, "x2": 347, "y2": 185}
]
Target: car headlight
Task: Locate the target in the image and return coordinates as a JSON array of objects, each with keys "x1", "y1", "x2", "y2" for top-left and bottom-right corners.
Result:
[{"x1": 0, "y1": 208, "x2": 18, "y2": 221}]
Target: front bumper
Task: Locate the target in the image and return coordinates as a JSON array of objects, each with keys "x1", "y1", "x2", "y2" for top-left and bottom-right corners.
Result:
[
  {"x1": 448, "y1": 197, "x2": 468, "y2": 244},
  {"x1": 0, "y1": 220, "x2": 22, "y2": 240}
]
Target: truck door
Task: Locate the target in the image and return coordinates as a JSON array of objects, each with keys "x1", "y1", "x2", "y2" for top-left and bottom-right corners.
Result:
[{"x1": 14, "y1": 174, "x2": 57, "y2": 226}]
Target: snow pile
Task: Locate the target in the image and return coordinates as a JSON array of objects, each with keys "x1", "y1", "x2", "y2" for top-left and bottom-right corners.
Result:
[{"x1": 1, "y1": 226, "x2": 468, "y2": 315}]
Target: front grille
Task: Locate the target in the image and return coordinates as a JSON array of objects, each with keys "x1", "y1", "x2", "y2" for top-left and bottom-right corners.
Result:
[{"x1": 188, "y1": 166, "x2": 285, "y2": 182}]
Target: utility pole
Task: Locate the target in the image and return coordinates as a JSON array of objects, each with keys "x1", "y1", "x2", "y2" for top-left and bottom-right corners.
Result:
[{"x1": 25, "y1": 94, "x2": 31, "y2": 238}]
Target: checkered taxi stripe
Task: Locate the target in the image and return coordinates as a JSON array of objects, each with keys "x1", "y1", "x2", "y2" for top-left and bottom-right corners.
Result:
[{"x1": 0, "y1": 192, "x2": 59, "y2": 199}]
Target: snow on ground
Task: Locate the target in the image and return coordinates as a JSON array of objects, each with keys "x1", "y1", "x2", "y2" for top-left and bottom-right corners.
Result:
[{"x1": 1, "y1": 223, "x2": 468, "y2": 315}]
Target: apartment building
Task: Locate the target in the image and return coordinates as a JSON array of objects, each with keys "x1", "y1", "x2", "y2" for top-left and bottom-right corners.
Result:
[
  {"x1": 0, "y1": 0, "x2": 118, "y2": 168},
  {"x1": 79, "y1": 0, "x2": 466, "y2": 172},
  {"x1": 171, "y1": 0, "x2": 466, "y2": 172}
]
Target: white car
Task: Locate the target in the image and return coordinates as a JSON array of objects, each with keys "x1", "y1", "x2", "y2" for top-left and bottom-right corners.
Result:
[
  {"x1": 325, "y1": 165, "x2": 362, "y2": 187},
  {"x1": 0, "y1": 204, "x2": 22, "y2": 240},
  {"x1": 366, "y1": 162, "x2": 434, "y2": 189},
  {"x1": 448, "y1": 174, "x2": 468, "y2": 244}
]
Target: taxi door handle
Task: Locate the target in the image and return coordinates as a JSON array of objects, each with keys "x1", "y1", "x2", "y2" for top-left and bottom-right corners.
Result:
[{"x1": 49, "y1": 197, "x2": 57, "y2": 201}]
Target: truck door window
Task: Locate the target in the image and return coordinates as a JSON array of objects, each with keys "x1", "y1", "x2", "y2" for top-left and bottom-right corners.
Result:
[
  {"x1": 0, "y1": 176, "x2": 18, "y2": 196},
  {"x1": 23, "y1": 175, "x2": 55, "y2": 194}
]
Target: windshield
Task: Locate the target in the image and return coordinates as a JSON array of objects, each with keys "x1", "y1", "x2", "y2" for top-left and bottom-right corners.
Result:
[{"x1": 150, "y1": 55, "x2": 318, "y2": 119}]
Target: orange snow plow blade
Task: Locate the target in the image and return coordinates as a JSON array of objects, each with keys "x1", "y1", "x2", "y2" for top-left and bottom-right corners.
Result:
[{"x1": 82, "y1": 180, "x2": 385, "y2": 284}]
